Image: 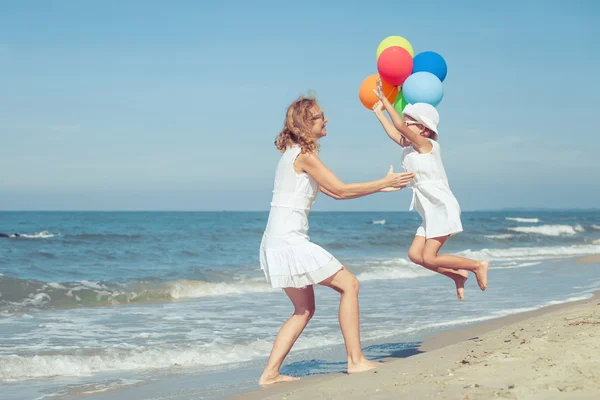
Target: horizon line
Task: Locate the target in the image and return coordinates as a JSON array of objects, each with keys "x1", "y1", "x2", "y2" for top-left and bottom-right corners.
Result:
[{"x1": 1, "y1": 208, "x2": 598, "y2": 213}]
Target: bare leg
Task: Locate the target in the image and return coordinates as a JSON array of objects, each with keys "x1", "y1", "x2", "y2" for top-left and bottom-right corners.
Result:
[
  {"x1": 319, "y1": 268, "x2": 379, "y2": 374},
  {"x1": 423, "y1": 236, "x2": 488, "y2": 291},
  {"x1": 408, "y1": 236, "x2": 468, "y2": 300},
  {"x1": 258, "y1": 286, "x2": 315, "y2": 386}
]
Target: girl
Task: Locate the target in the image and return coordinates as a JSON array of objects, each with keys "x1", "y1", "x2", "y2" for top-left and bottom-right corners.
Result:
[
  {"x1": 373, "y1": 81, "x2": 488, "y2": 300},
  {"x1": 258, "y1": 95, "x2": 414, "y2": 385}
]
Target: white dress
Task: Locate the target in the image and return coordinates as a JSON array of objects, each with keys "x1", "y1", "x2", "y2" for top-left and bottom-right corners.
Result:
[
  {"x1": 401, "y1": 139, "x2": 463, "y2": 239},
  {"x1": 260, "y1": 146, "x2": 344, "y2": 288}
]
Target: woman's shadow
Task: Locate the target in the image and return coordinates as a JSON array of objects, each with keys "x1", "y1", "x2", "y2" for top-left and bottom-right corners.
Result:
[{"x1": 280, "y1": 341, "x2": 424, "y2": 377}]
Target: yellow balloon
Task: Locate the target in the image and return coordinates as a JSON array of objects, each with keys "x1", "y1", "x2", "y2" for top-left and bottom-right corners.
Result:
[{"x1": 376, "y1": 36, "x2": 414, "y2": 59}]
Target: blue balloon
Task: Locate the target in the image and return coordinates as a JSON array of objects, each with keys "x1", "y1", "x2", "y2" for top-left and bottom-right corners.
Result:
[
  {"x1": 402, "y1": 72, "x2": 444, "y2": 107},
  {"x1": 412, "y1": 51, "x2": 447, "y2": 82}
]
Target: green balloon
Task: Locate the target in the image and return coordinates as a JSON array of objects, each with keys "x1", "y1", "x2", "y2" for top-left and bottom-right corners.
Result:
[{"x1": 394, "y1": 91, "x2": 408, "y2": 114}]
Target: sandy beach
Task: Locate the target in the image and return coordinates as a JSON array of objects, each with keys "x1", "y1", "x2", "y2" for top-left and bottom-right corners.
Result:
[{"x1": 234, "y1": 289, "x2": 600, "y2": 400}]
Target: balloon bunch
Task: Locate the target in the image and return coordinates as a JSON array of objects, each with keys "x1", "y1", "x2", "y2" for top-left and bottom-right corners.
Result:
[{"x1": 358, "y1": 36, "x2": 447, "y2": 114}]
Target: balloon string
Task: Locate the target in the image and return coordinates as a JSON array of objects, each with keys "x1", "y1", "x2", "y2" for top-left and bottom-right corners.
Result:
[{"x1": 385, "y1": 86, "x2": 400, "y2": 101}]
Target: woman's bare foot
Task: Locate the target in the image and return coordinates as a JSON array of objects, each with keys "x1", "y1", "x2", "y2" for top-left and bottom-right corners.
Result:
[
  {"x1": 452, "y1": 270, "x2": 468, "y2": 301},
  {"x1": 348, "y1": 358, "x2": 380, "y2": 374},
  {"x1": 258, "y1": 372, "x2": 300, "y2": 386},
  {"x1": 474, "y1": 261, "x2": 488, "y2": 291}
]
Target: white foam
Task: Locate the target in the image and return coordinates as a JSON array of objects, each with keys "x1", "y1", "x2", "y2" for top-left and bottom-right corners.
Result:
[
  {"x1": 500, "y1": 261, "x2": 542, "y2": 269},
  {"x1": 507, "y1": 224, "x2": 584, "y2": 236},
  {"x1": 22, "y1": 293, "x2": 51, "y2": 307},
  {"x1": 516, "y1": 261, "x2": 541, "y2": 268},
  {"x1": 20, "y1": 231, "x2": 58, "y2": 239},
  {"x1": 592, "y1": 239, "x2": 600, "y2": 245},
  {"x1": 0, "y1": 333, "x2": 344, "y2": 381},
  {"x1": 351, "y1": 258, "x2": 434, "y2": 281},
  {"x1": 485, "y1": 234, "x2": 514, "y2": 239},
  {"x1": 506, "y1": 217, "x2": 540, "y2": 223},
  {"x1": 0, "y1": 345, "x2": 254, "y2": 380},
  {"x1": 591, "y1": 225, "x2": 600, "y2": 231},
  {"x1": 378, "y1": 258, "x2": 413, "y2": 266},
  {"x1": 456, "y1": 244, "x2": 600, "y2": 262},
  {"x1": 543, "y1": 294, "x2": 592, "y2": 306},
  {"x1": 167, "y1": 280, "x2": 275, "y2": 299},
  {"x1": 77, "y1": 281, "x2": 106, "y2": 290},
  {"x1": 371, "y1": 220, "x2": 386, "y2": 225},
  {"x1": 47, "y1": 283, "x2": 66, "y2": 289},
  {"x1": 357, "y1": 266, "x2": 434, "y2": 281}
]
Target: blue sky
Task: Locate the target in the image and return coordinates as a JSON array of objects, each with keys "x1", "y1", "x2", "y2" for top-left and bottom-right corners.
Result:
[{"x1": 1, "y1": 0, "x2": 599, "y2": 211}]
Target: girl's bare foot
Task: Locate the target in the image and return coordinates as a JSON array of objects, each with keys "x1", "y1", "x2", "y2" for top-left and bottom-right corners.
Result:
[
  {"x1": 452, "y1": 269, "x2": 468, "y2": 301},
  {"x1": 474, "y1": 261, "x2": 488, "y2": 291},
  {"x1": 258, "y1": 372, "x2": 300, "y2": 386},
  {"x1": 348, "y1": 358, "x2": 380, "y2": 374}
]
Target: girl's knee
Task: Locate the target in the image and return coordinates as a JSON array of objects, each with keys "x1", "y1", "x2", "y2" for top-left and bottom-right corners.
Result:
[
  {"x1": 422, "y1": 254, "x2": 438, "y2": 268},
  {"x1": 408, "y1": 250, "x2": 424, "y2": 265}
]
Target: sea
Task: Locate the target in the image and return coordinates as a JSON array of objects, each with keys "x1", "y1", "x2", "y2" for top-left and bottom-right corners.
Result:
[{"x1": 1, "y1": 210, "x2": 600, "y2": 399}]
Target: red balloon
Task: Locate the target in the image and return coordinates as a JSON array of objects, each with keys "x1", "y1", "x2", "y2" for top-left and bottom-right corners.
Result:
[{"x1": 377, "y1": 46, "x2": 414, "y2": 86}]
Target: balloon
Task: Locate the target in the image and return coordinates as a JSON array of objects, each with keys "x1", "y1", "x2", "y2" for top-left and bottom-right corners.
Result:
[
  {"x1": 394, "y1": 91, "x2": 408, "y2": 114},
  {"x1": 377, "y1": 46, "x2": 413, "y2": 86},
  {"x1": 358, "y1": 74, "x2": 398, "y2": 110},
  {"x1": 412, "y1": 51, "x2": 448, "y2": 82},
  {"x1": 402, "y1": 72, "x2": 444, "y2": 107},
  {"x1": 376, "y1": 36, "x2": 414, "y2": 59}
]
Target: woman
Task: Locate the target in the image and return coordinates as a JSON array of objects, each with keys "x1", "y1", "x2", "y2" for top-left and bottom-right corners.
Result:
[{"x1": 258, "y1": 96, "x2": 414, "y2": 385}]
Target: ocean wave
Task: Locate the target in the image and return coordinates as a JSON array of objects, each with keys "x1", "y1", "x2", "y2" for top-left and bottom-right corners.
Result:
[
  {"x1": 371, "y1": 220, "x2": 386, "y2": 225},
  {"x1": 167, "y1": 279, "x2": 275, "y2": 298},
  {"x1": 0, "y1": 278, "x2": 275, "y2": 310},
  {"x1": 500, "y1": 261, "x2": 542, "y2": 269},
  {"x1": 506, "y1": 224, "x2": 584, "y2": 236},
  {"x1": 0, "y1": 332, "x2": 348, "y2": 382},
  {"x1": 16, "y1": 231, "x2": 58, "y2": 239},
  {"x1": 456, "y1": 244, "x2": 600, "y2": 262},
  {"x1": 357, "y1": 265, "x2": 434, "y2": 281},
  {"x1": 506, "y1": 217, "x2": 540, "y2": 223},
  {"x1": 71, "y1": 233, "x2": 145, "y2": 240},
  {"x1": 590, "y1": 225, "x2": 600, "y2": 231},
  {"x1": 484, "y1": 234, "x2": 514, "y2": 240},
  {"x1": 543, "y1": 294, "x2": 593, "y2": 306},
  {"x1": 0, "y1": 340, "x2": 271, "y2": 381}
]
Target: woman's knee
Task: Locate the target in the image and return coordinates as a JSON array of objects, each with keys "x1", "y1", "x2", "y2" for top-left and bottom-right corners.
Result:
[
  {"x1": 321, "y1": 269, "x2": 360, "y2": 295},
  {"x1": 294, "y1": 305, "x2": 316, "y2": 320},
  {"x1": 343, "y1": 275, "x2": 360, "y2": 294}
]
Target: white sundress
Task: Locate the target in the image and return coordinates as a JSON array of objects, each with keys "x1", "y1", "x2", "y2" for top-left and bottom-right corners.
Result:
[
  {"x1": 260, "y1": 146, "x2": 343, "y2": 289},
  {"x1": 401, "y1": 139, "x2": 463, "y2": 239}
]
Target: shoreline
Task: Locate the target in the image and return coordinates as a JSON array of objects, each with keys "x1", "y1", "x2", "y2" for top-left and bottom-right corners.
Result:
[
  {"x1": 233, "y1": 290, "x2": 600, "y2": 400},
  {"x1": 29, "y1": 254, "x2": 600, "y2": 400}
]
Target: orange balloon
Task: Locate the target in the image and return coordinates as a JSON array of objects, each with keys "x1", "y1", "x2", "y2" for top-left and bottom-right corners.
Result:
[{"x1": 358, "y1": 74, "x2": 398, "y2": 110}]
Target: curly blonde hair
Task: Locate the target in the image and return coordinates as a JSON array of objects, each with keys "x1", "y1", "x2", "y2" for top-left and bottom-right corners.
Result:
[{"x1": 275, "y1": 96, "x2": 320, "y2": 154}]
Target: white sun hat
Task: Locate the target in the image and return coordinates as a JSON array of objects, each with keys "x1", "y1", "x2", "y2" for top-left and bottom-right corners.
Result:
[{"x1": 402, "y1": 103, "x2": 440, "y2": 139}]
